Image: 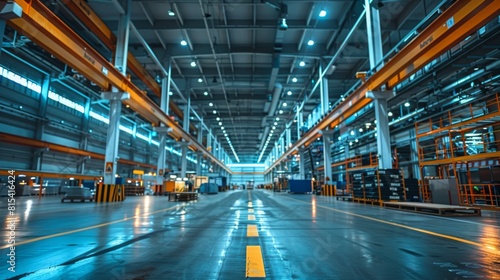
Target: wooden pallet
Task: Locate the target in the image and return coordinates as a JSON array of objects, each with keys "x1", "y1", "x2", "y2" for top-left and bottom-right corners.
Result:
[
  {"x1": 352, "y1": 198, "x2": 384, "y2": 206},
  {"x1": 383, "y1": 202, "x2": 481, "y2": 216}
]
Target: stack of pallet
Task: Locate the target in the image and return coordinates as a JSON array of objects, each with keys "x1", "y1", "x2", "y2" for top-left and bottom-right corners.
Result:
[
  {"x1": 351, "y1": 172, "x2": 364, "y2": 199},
  {"x1": 404, "y1": 178, "x2": 420, "y2": 201},
  {"x1": 363, "y1": 169, "x2": 404, "y2": 201}
]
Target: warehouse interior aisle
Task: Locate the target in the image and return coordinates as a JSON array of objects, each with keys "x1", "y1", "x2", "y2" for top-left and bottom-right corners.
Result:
[{"x1": 2, "y1": 190, "x2": 500, "y2": 279}]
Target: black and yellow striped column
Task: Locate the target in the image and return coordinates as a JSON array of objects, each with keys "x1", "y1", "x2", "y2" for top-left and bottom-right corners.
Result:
[
  {"x1": 96, "y1": 184, "x2": 125, "y2": 202},
  {"x1": 321, "y1": 185, "x2": 336, "y2": 196}
]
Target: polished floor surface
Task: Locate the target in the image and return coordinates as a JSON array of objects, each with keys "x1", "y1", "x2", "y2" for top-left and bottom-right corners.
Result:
[{"x1": 1, "y1": 189, "x2": 500, "y2": 279}]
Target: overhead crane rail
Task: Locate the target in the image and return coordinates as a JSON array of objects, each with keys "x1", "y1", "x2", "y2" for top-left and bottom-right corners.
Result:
[
  {"x1": 267, "y1": 0, "x2": 500, "y2": 172},
  {"x1": 4, "y1": 0, "x2": 231, "y2": 174}
]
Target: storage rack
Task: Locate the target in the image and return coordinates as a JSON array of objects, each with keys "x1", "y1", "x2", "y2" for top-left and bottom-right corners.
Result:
[{"x1": 416, "y1": 94, "x2": 500, "y2": 208}]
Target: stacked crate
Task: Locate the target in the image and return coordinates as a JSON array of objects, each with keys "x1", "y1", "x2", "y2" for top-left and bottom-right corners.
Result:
[
  {"x1": 364, "y1": 169, "x2": 404, "y2": 201},
  {"x1": 404, "y1": 178, "x2": 420, "y2": 201},
  {"x1": 351, "y1": 171, "x2": 364, "y2": 199}
]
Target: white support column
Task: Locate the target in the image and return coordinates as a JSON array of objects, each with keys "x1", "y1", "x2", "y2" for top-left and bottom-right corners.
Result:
[
  {"x1": 161, "y1": 77, "x2": 170, "y2": 115},
  {"x1": 365, "y1": 0, "x2": 384, "y2": 72},
  {"x1": 367, "y1": 90, "x2": 394, "y2": 169},
  {"x1": 102, "y1": 2, "x2": 131, "y2": 184},
  {"x1": 319, "y1": 60, "x2": 330, "y2": 116},
  {"x1": 297, "y1": 111, "x2": 304, "y2": 139},
  {"x1": 299, "y1": 147, "x2": 306, "y2": 179},
  {"x1": 180, "y1": 142, "x2": 188, "y2": 179},
  {"x1": 180, "y1": 98, "x2": 190, "y2": 179},
  {"x1": 321, "y1": 130, "x2": 333, "y2": 184},
  {"x1": 285, "y1": 128, "x2": 290, "y2": 149},
  {"x1": 409, "y1": 128, "x2": 421, "y2": 179},
  {"x1": 155, "y1": 127, "x2": 170, "y2": 185},
  {"x1": 366, "y1": 0, "x2": 391, "y2": 170}
]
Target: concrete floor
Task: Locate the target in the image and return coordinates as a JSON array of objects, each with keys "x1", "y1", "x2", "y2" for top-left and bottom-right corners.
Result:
[{"x1": 1, "y1": 189, "x2": 499, "y2": 280}]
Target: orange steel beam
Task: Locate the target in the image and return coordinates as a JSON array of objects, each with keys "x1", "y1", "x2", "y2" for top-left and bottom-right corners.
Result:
[
  {"x1": 419, "y1": 151, "x2": 500, "y2": 166},
  {"x1": 6, "y1": 0, "x2": 230, "y2": 174},
  {"x1": 0, "y1": 132, "x2": 156, "y2": 169},
  {"x1": 64, "y1": 0, "x2": 194, "y2": 134},
  {"x1": 416, "y1": 110, "x2": 500, "y2": 138},
  {"x1": 0, "y1": 169, "x2": 99, "y2": 181},
  {"x1": 267, "y1": 0, "x2": 500, "y2": 172}
]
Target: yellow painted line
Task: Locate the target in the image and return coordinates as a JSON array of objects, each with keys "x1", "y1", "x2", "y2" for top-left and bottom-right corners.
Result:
[
  {"x1": 248, "y1": 209, "x2": 254, "y2": 213},
  {"x1": 0, "y1": 205, "x2": 181, "y2": 250},
  {"x1": 246, "y1": 245, "x2": 266, "y2": 277},
  {"x1": 247, "y1": 224, "x2": 259, "y2": 237},
  {"x1": 248, "y1": 214, "x2": 256, "y2": 221},
  {"x1": 248, "y1": 202, "x2": 253, "y2": 207},
  {"x1": 286, "y1": 196, "x2": 500, "y2": 255}
]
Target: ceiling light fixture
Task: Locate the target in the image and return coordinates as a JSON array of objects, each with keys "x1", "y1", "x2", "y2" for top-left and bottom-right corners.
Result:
[
  {"x1": 198, "y1": 78, "x2": 203, "y2": 83},
  {"x1": 180, "y1": 40, "x2": 187, "y2": 46},
  {"x1": 168, "y1": 91, "x2": 173, "y2": 95},
  {"x1": 168, "y1": 9, "x2": 175, "y2": 16},
  {"x1": 299, "y1": 60, "x2": 305, "y2": 67},
  {"x1": 287, "y1": 90, "x2": 292, "y2": 95},
  {"x1": 209, "y1": 102, "x2": 213, "y2": 107},
  {"x1": 292, "y1": 77, "x2": 297, "y2": 83},
  {"x1": 404, "y1": 101, "x2": 410, "y2": 107},
  {"x1": 319, "y1": 9, "x2": 327, "y2": 17},
  {"x1": 190, "y1": 61, "x2": 196, "y2": 67},
  {"x1": 307, "y1": 39, "x2": 314, "y2": 46},
  {"x1": 204, "y1": 91, "x2": 208, "y2": 96},
  {"x1": 279, "y1": 18, "x2": 288, "y2": 30}
]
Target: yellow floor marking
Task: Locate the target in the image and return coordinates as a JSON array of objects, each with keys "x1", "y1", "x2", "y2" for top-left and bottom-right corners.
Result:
[
  {"x1": 0, "y1": 205, "x2": 181, "y2": 249},
  {"x1": 286, "y1": 196, "x2": 499, "y2": 255},
  {"x1": 248, "y1": 214, "x2": 256, "y2": 221},
  {"x1": 246, "y1": 246, "x2": 266, "y2": 277},
  {"x1": 247, "y1": 224, "x2": 259, "y2": 237},
  {"x1": 248, "y1": 209, "x2": 254, "y2": 213},
  {"x1": 248, "y1": 202, "x2": 253, "y2": 207}
]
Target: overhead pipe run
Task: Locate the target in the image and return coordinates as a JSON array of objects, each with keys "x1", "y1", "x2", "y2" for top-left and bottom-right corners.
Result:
[{"x1": 268, "y1": 83, "x2": 283, "y2": 117}]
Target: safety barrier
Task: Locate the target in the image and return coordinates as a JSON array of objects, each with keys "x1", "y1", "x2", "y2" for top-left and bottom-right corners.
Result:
[
  {"x1": 321, "y1": 185, "x2": 336, "y2": 196},
  {"x1": 95, "y1": 184, "x2": 125, "y2": 202}
]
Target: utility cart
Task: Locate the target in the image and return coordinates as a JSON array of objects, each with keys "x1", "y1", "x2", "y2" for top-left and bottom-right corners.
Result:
[{"x1": 61, "y1": 186, "x2": 94, "y2": 202}]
